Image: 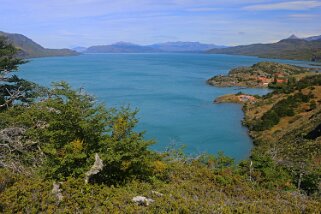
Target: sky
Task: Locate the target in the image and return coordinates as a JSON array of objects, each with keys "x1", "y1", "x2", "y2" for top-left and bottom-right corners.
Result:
[{"x1": 0, "y1": 0, "x2": 320, "y2": 48}]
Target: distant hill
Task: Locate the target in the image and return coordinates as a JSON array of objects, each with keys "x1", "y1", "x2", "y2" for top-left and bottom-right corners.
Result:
[
  {"x1": 148, "y1": 42, "x2": 225, "y2": 52},
  {"x1": 305, "y1": 35, "x2": 321, "y2": 41},
  {"x1": 0, "y1": 31, "x2": 78, "y2": 58},
  {"x1": 207, "y1": 35, "x2": 321, "y2": 62},
  {"x1": 85, "y1": 42, "x2": 159, "y2": 53},
  {"x1": 85, "y1": 41, "x2": 226, "y2": 53}
]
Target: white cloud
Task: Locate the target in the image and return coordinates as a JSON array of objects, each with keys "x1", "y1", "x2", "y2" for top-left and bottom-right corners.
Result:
[
  {"x1": 243, "y1": 1, "x2": 321, "y2": 11},
  {"x1": 288, "y1": 13, "x2": 319, "y2": 18},
  {"x1": 1, "y1": 0, "x2": 320, "y2": 47}
]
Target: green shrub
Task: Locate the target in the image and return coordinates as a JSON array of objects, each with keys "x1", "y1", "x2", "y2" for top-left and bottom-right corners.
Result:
[
  {"x1": 0, "y1": 82, "x2": 158, "y2": 185},
  {"x1": 252, "y1": 92, "x2": 312, "y2": 131}
]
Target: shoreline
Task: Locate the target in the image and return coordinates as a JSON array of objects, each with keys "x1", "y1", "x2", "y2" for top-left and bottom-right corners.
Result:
[{"x1": 208, "y1": 63, "x2": 321, "y2": 194}]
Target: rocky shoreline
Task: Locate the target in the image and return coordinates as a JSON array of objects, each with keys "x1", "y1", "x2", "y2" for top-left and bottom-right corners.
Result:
[
  {"x1": 209, "y1": 62, "x2": 321, "y2": 197},
  {"x1": 214, "y1": 93, "x2": 257, "y2": 104}
]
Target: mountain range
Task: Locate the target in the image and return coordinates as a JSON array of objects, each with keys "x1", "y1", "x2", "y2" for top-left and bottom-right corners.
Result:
[
  {"x1": 77, "y1": 41, "x2": 225, "y2": 53},
  {"x1": 0, "y1": 31, "x2": 78, "y2": 58},
  {"x1": 84, "y1": 42, "x2": 159, "y2": 53},
  {"x1": 207, "y1": 34, "x2": 321, "y2": 62},
  {"x1": 148, "y1": 42, "x2": 226, "y2": 52},
  {"x1": 2, "y1": 30, "x2": 321, "y2": 62}
]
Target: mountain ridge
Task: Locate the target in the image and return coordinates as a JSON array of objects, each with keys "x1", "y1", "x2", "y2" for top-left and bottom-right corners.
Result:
[
  {"x1": 147, "y1": 41, "x2": 226, "y2": 52},
  {"x1": 207, "y1": 34, "x2": 321, "y2": 62},
  {"x1": 85, "y1": 42, "x2": 159, "y2": 53},
  {"x1": 83, "y1": 41, "x2": 224, "y2": 53},
  {"x1": 0, "y1": 31, "x2": 78, "y2": 58}
]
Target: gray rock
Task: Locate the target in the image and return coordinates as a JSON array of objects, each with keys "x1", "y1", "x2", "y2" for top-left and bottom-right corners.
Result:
[
  {"x1": 52, "y1": 182, "x2": 63, "y2": 203},
  {"x1": 84, "y1": 153, "x2": 104, "y2": 184},
  {"x1": 132, "y1": 196, "x2": 154, "y2": 206}
]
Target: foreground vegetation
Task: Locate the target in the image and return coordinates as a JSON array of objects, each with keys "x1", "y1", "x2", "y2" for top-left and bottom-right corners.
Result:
[
  {"x1": 242, "y1": 75, "x2": 321, "y2": 196},
  {"x1": 1, "y1": 36, "x2": 321, "y2": 213}
]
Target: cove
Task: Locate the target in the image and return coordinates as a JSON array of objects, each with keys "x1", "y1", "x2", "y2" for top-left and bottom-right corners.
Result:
[{"x1": 18, "y1": 53, "x2": 312, "y2": 160}]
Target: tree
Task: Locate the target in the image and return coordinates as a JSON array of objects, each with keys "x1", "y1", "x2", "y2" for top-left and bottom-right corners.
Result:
[
  {"x1": 0, "y1": 36, "x2": 35, "y2": 110},
  {"x1": 0, "y1": 82, "x2": 157, "y2": 184}
]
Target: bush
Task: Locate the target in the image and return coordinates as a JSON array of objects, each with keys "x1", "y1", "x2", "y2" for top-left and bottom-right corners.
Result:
[
  {"x1": 0, "y1": 82, "x2": 158, "y2": 185},
  {"x1": 240, "y1": 154, "x2": 293, "y2": 190},
  {"x1": 252, "y1": 92, "x2": 312, "y2": 131}
]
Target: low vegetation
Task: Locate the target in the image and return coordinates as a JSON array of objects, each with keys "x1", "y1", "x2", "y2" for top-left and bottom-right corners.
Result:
[{"x1": 1, "y1": 37, "x2": 320, "y2": 213}]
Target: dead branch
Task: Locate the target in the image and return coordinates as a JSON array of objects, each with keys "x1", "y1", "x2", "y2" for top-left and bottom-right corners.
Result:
[{"x1": 0, "y1": 86, "x2": 25, "y2": 109}]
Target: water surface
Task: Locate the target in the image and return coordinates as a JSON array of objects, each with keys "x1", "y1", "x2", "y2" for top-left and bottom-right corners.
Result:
[{"x1": 18, "y1": 53, "x2": 311, "y2": 160}]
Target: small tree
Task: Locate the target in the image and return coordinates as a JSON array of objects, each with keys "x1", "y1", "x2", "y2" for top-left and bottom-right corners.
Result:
[
  {"x1": 0, "y1": 82, "x2": 157, "y2": 184},
  {"x1": 0, "y1": 36, "x2": 38, "y2": 110}
]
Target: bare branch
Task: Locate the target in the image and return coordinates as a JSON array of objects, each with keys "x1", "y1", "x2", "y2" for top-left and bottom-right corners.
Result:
[{"x1": 0, "y1": 86, "x2": 25, "y2": 109}]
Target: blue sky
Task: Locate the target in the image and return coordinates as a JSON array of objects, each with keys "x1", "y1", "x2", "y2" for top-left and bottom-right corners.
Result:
[{"x1": 0, "y1": 0, "x2": 320, "y2": 48}]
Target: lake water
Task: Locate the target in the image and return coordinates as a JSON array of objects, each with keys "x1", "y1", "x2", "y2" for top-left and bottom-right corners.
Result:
[{"x1": 18, "y1": 53, "x2": 312, "y2": 160}]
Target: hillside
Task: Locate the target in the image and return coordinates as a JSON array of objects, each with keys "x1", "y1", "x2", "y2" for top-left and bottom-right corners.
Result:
[
  {"x1": 207, "y1": 62, "x2": 316, "y2": 88},
  {"x1": 212, "y1": 64, "x2": 321, "y2": 196},
  {"x1": 207, "y1": 36, "x2": 321, "y2": 62},
  {"x1": 242, "y1": 76, "x2": 321, "y2": 194},
  {"x1": 0, "y1": 31, "x2": 78, "y2": 58}
]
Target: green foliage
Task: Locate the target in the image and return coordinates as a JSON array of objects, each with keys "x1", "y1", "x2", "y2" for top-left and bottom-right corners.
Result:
[
  {"x1": 270, "y1": 74, "x2": 321, "y2": 94},
  {"x1": 0, "y1": 82, "x2": 157, "y2": 185},
  {"x1": 0, "y1": 36, "x2": 43, "y2": 110},
  {"x1": 1, "y1": 162, "x2": 320, "y2": 213},
  {"x1": 0, "y1": 169, "x2": 18, "y2": 193},
  {"x1": 297, "y1": 74, "x2": 321, "y2": 89},
  {"x1": 240, "y1": 154, "x2": 293, "y2": 190},
  {"x1": 253, "y1": 92, "x2": 312, "y2": 131},
  {"x1": 299, "y1": 171, "x2": 321, "y2": 195},
  {"x1": 197, "y1": 152, "x2": 234, "y2": 170},
  {"x1": 91, "y1": 105, "x2": 156, "y2": 185},
  {"x1": 0, "y1": 36, "x2": 26, "y2": 71}
]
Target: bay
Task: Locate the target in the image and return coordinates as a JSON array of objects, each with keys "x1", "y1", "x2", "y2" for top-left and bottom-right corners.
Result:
[{"x1": 18, "y1": 53, "x2": 311, "y2": 160}]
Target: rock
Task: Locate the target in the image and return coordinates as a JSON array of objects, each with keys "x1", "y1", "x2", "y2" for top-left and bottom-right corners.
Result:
[
  {"x1": 132, "y1": 196, "x2": 154, "y2": 206},
  {"x1": 84, "y1": 153, "x2": 104, "y2": 184},
  {"x1": 52, "y1": 182, "x2": 63, "y2": 203}
]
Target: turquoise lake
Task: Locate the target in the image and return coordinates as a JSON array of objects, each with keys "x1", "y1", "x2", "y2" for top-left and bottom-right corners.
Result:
[{"x1": 18, "y1": 53, "x2": 312, "y2": 160}]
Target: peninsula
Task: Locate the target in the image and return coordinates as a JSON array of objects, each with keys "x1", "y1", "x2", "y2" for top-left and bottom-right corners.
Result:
[
  {"x1": 207, "y1": 62, "x2": 317, "y2": 88},
  {"x1": 210, "y1": 62, "x2": 321, "y2": 198}
]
